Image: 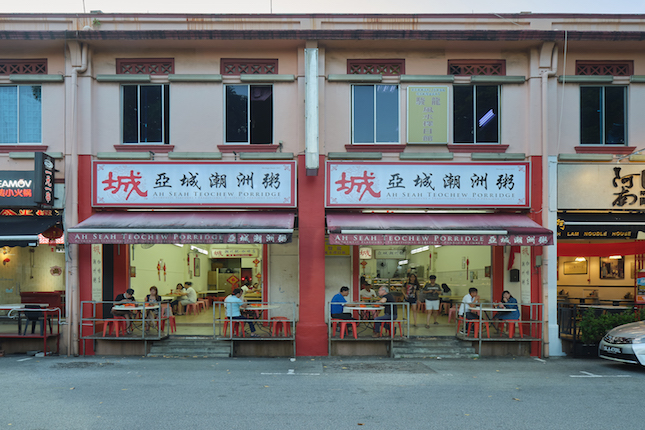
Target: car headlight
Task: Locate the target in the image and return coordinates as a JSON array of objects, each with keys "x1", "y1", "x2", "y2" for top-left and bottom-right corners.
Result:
[{"x1": 604, "y1": 334, "x2": 634, "y2": 344}]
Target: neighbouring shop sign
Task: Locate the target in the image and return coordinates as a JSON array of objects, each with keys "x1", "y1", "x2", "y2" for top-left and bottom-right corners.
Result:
[
  {"x1": 326, "y1": 162, "x2": 529, "y2": 208},
  {"x1": 407, "y1": 86, "x2": 449, "y2": 144},
  {"x1": 92, "y1": 161, "x2": 296, "y2": 208},
  {"x1": 559, "y1": 163, "x2": 645, "y2": 210},
  {"x1": 0, "y1": 171, "x2": 36, "y2": 206}
]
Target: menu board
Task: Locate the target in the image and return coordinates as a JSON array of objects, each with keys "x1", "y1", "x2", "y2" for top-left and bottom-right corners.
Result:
[{"x1": 407, "y1": 86, "x2": 449, "y2": 144}]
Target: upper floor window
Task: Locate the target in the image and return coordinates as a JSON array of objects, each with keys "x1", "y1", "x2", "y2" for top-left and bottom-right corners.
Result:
[
  {"x1": 580, "y1": 86, "x2": 626, "y2": 145},
  {"x1": 225, "y1": 85, "x2": 273, "y2": 144},
  {"x1": 0, "y1": 60, "x2": 46, "y2": 145},
  {"x1": 222, "y1": 59, "x2": 277, "y2": 144},
  {"x1": 449, "y1": 60, "x2": 503, "y2": 144},
  {"x1": 577, "y1": 61, "x2": 631, "y2": 146},
  {"x1": 118, "y1": 59, "x2": 172, "y2": 144},
  {"x1": 348, "y1": 59, "x2": 403, "y2": 144},
  {"x1": 0, "y1": 85, "x2": 42, "y2": 144},
  {"x1": 122, "y1": 85, "x2": 170, "y2": 144},
  {"x1": 352, "y1": 85, "x2": 399, "y2": 144},
  {"x1": 453, "y1": 85, "x2": 499, "y2": 144}
]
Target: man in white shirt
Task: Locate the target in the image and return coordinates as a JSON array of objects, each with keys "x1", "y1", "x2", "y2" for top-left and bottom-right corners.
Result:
[
  {"x1": 178, "y1": 281, "x2": 197, "y2": 315},
  {"x1": 224, "y1": 288, "x2": 257, "y2": 336},
  {"x1": 459, "y1": 287, "x2": 480, "y2": 332}
]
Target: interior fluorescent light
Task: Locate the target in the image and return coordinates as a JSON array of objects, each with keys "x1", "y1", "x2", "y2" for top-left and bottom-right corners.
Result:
[
  {"x1": 190, "y1": 246, "x2": 208, "y2": 255},
  {"x1": 398, "y1": 260, "x2": 409, "y2": 265},
  {"x1": 608, "y1": 255, "x2": 622, "y2": 259},
  {"x1": 411, "y1": 245, "x2": 430, "y2": 254},
  {"x1": 173, "y1": 244, "x2": 184, "y2": 248},
  {"x1": 574, "y1": 257, "x2": 586, "y2": 262}
]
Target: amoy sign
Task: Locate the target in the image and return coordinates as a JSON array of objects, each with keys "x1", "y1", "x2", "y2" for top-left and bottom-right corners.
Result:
[
  {"x1": 0, "y1": 171, "x2": 35, "y2": 207},
  {"x1": 0, "y1": 153, "x2": 56, "y2": 208}
]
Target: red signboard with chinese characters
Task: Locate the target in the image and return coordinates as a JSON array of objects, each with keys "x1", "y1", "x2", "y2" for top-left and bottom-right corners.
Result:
[
  {"x1": 92, "y1": 161, "x2": 296, "y2": 208},
  {"x1": 325, "y1": 161, "x2": 529, "y2": 208}
]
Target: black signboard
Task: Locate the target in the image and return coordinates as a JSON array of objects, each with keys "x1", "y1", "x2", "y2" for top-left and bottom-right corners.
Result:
[
  {"x1": 33, "y1": 152, "x2": 55, "y2": 207},
  {"x1": 557, "y1": 213, "x2": 645, "y2": 239},
  {"x1": 0, "y1": 171, "x2": 36, "y2": 207}
]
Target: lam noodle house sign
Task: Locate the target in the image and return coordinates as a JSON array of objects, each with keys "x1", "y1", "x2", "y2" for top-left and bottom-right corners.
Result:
[{"x1": 558, "y1": 164, "x2": 645, "y2": 239}]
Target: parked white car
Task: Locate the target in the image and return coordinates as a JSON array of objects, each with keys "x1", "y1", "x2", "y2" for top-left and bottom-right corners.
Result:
[{"x1": 598, "y1": 321, "x2": 645, "y2": 365}]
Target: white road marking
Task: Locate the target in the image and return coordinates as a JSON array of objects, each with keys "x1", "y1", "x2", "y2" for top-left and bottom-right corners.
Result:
[
  {"x1": 260, "y1": 372, "x2": 321, "y2": 375},
  {"x1": 570, "y1": 371, "x2": 631, "y2": 378},
  {"x1": 533, "y1": 358, "x2": 546, "y2": 363},
  {"x1": 17, "y1": 357, "x2": 33, "y2": 362}
]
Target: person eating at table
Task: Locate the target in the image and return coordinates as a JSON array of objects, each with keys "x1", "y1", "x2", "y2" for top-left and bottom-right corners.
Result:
[
  {"x1": 224, "y1": 288, "x2": 258, "y2": 337},
  {"x1": 493, "y1": 290, "x2": 520, "y2": 333},
  {"x1": 359, "y1": 282, "x2": 378, "y2": 301},
  {"x1": 458, "y1": 287, "x2": 480, "y2": 332},
  {"x1": 331, "y1": 286, "x2": 355, "y2": 320},
  {"x1": 111, "y1": 288, "x2": 136, "y2": 334},
  {"x1": 177, "y1": 281, "x2": 197, "y2": 315},
  {"x1": 145, "y1": 286, "x2": 163, "y2": 331},
  {"x1": 373, "y1": 286, "x2": 398, "y2": 338},
  {"x1": 170, "y1": 283, "x2": 185, "y2": 315}
]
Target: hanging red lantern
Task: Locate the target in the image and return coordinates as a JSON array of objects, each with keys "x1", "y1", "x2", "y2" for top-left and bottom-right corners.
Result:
[{"x1": 42, "y1": 225, "x2": 63, "y2": 251}]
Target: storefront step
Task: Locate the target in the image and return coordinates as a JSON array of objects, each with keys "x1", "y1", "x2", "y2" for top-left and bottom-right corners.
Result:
[
  {"x1": 147, "y1": 336, "x2": 230, "y2": 358},
  {"x1": 392, "y1": 337, "x2": 477, "y2": 359}
]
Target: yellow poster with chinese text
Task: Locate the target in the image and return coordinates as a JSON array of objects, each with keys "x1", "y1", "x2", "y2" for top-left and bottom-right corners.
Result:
[{"x1": 407, "y1": 86, "x2": 449, "y2": 144}]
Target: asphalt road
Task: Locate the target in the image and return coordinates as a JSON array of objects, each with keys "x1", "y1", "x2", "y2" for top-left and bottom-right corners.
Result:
[{"x1": 1, "y1": 354, "x2": 643, "y2": 429}]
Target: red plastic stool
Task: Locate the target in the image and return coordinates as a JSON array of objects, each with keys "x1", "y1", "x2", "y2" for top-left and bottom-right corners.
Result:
[
  {"x1": 466, "y1": 320, "x2": 490, "y2": 338},
  {"x1": 197, "y1": 299, "x2": 207, "y2": 311},
  {"x1": 103, "y1": 317, "x2": 127, "y2": 337},
  {"x1": 448, "y1": 307, "x2": 457, "y2": 323},
  {"x1": 223, "y1": 319, "x2": 246, "y2": 337},
  {"x1": 332, "y1": 319, "x2": 358, "y2": 339},
  {"x1": 160, "y1": 315, "x2": 177, "y2": 333},
  {"x1": 271, "y1": 317, "x2": 291, "y2": 337},
  {"x1": 503, "y1": 320, "x2": 523, "y2": 338},
  {"x1": 379, "y1": 321, "x2": 403, "y2": 338},
  {"x1": 185, "y1": 303, "x2": 199, "y2": 316}
]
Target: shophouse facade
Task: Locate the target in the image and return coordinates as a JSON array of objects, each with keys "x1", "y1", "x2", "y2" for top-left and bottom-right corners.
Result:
[{"x1": 2, "y1": 13, "x2": 644, "y2": 357}]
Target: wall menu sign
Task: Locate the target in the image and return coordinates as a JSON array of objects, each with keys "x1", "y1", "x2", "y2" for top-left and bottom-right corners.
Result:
[
  {"x1": 407, "y1": 86, "x2": 449, "y2": 144},
  {"x1": 326, "y1": 161, "x2": 529, "y2": 208},
  {"x1": 92, "y1": 161, "x2": 296, "y2": 208},
  {"x1": 558, "y1": 163, "x2": 645, "y2": 210},
  {"x1": 0, "y1": 171, "x2": 36, "y2": 207}
]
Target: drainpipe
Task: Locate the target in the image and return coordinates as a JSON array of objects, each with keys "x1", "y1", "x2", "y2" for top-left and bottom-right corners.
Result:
[
  {"x1": 541, "y1": 43, "x2": 564, "y2": 356},
  {"x1": 66, "y1": 41, "x2": 88, "y2": 356}
]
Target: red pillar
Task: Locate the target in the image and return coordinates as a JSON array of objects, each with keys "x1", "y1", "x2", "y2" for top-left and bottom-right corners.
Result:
[
  {"x1": 492, "y1": 246, "x2": 504, "y2": 301},
  {"x1": 295, "y1": 155, "x2": 328, "y2": 356}
]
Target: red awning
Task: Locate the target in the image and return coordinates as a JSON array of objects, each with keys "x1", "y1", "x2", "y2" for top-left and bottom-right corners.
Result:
[
  {"x1": 67, "y1": 211, "x2": 294, "y2": 245},
  {"x1": 327, "y1": 213, "x2": 553, "y2": 246}
]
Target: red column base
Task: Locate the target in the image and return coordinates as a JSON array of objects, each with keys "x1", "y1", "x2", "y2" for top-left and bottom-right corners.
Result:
[{"x1": 295, "y1": 323, "x2": 329, "y2": 356}]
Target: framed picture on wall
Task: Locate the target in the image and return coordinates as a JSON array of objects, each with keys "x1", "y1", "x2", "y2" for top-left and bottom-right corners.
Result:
[
  {"x1": 599, "y1": 256, "x2": 624, "y2": 279},
  {"x1": 563, "y1": 260, "x2": 587, "y2": 275},
  {"x1": 194, "y1": 256, "x2": 201, "y2": 277}
]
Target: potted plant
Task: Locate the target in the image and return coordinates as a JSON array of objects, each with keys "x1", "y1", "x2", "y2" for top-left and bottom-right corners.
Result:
[{"x1": 576, "y1": 308, "x2": 640, "y2": 356}]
